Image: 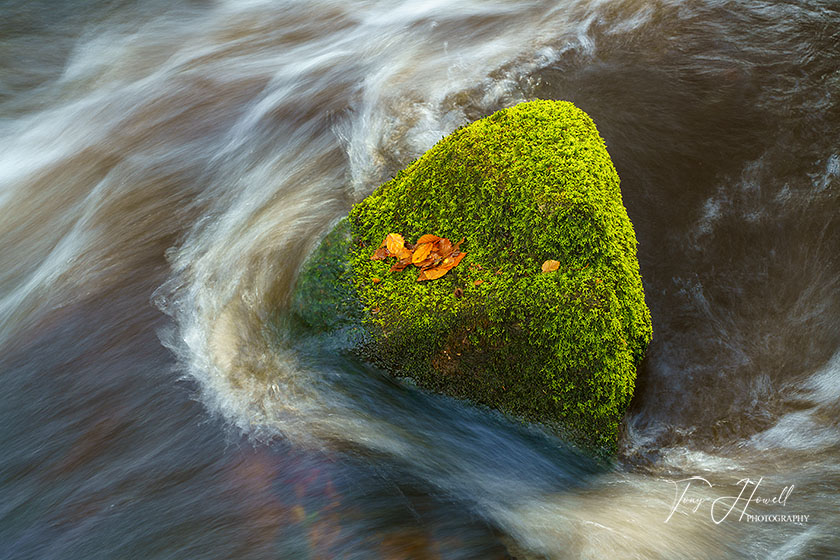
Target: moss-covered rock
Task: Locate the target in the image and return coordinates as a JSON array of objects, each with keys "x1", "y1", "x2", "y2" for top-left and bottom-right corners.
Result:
[
  {"x1": 294, "y1": 100, "x2": 651, "y2": 454},
  {"x1": 291, "y1": 218, "x2": 362, "y2": 332}
]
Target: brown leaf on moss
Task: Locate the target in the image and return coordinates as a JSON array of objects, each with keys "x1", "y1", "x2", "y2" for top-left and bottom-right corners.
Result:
[
  {"x1": 443, "y1": 252, "x2": 466, "y2": 269},
  {"x1": 416, "y1": 234, "x2": 441, "y2": 245},
  {"x1": 541, "y1": 259, "x2": 560, "y2": 273},
  {"x1": 417, "y1": 266, "x2": 449, "y2": 281},
  {"x1": 373, "y1": 232, "x2": 467, "y2": 281},
  {"x1": 417, "y1": 252, "x2": 466, "y2": 282},
  {"x1": 473, "y1": 280, "x2": 483, "y2": 286},
  {"x1": 372, "y1": 277, "x2": 381, "y2": 284},
  {"x1": 436, "y1": 237, "x2": 453, "y2": 257},
  {"x1": 390, "y1": 257, "x2": 412, "y2": 272},
  {"x1": 395, "y1": 246, "x2": 412, "y2": 261},
  {"x1": 412, "y1": 243, "x2": 432, "y2": 264},
  {"x1": 414, "y1": 256, "x2": 437, "y2": 269},
  {"x1": 370, "y1": 245, "x2": 390, "y2": 260},
  {"x1": 385, "y1": 233, "x2": 405, "y2": 255},
  {"x1": 424, "y1": 253, "x2": 443, "y2": 267}
]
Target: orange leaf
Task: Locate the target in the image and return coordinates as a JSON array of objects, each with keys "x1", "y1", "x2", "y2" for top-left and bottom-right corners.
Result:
[
  {"x1": 417, "y1": 252, "x2": 466, "y2": 281},
  {"x1": 426, "y1": 250, "x2": 444, "y2": 263},
  {"x1": 416, "y1": 234, "x2": 441, "y2": 245},
  {"x1": 385, "y1": 233, "x2": 405, "y2": 255},
  {"x1": 436, "y1": 238, "x2": 453, "y2": 257},
  {"x1": 473, "y1": 280, "x2": 483, "y2": 286},
  {"x1": 417, "y1": 266, "x2": 450, "y2": 281},
  {"x1": 372, "y1": 277, "x2": 381, "y2": 284},
  {"x1": 441, "y1": 252, "x2": 466, "y2": 270},
  {"x1": 541, "y1": 259, "x2": 560, "y2": 273},
  {"x1": 370, "y1": 246, "x2": 390, "y2": 260},
  {"x1": 396, "y1": 246, "x2": 412, "y2": 261},
  {"x1": 415, "y1": 257, "x2": 437, "y2": 269},
  {"x1": 390, "y1": 257, "x2": 412, "y2": 272},
  {"x1": 412, "y1": 242, "x2": 432, "y2": 264}
]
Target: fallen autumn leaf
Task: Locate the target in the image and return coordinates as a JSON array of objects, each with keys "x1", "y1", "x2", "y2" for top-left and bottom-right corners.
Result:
[{"x1": 541, "y1": 259, "x2": 560, "y2": 273}]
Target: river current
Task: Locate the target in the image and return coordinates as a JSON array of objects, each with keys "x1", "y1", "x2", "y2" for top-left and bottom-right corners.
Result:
[{"x1": 1, "y1": 1, "x2": 838, "y2": 558}]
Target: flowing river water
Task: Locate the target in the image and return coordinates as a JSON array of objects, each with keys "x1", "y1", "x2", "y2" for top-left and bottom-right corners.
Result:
[{"x1": 1, "y1": 1, "x2": 839, "y2": 558}]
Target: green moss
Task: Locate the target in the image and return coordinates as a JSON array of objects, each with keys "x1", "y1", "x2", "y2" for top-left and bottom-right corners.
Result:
[
  {"x1": 344, "y1": 99, "x2": 651, "y2": 453},
  {"x1": 291, "y1": 218, "x2": 364, "y2": 333}
]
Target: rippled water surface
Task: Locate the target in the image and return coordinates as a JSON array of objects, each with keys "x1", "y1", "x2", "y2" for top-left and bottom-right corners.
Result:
[{"x1": 1, "y1": 1, "x2": 839, "y2": 558}]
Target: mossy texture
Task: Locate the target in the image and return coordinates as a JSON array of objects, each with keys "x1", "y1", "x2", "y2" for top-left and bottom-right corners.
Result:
[
  {"x1": 291, "y1": 218, "x2": 364, "y2": 333},
  {"x1": 300, "y1": 100, "x2": 651, "y2": 453}
]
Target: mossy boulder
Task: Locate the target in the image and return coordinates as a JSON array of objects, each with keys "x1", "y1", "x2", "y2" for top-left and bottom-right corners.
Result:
[{"x1": 293, "y1": 100, "x2": 652, "y2": 454}]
